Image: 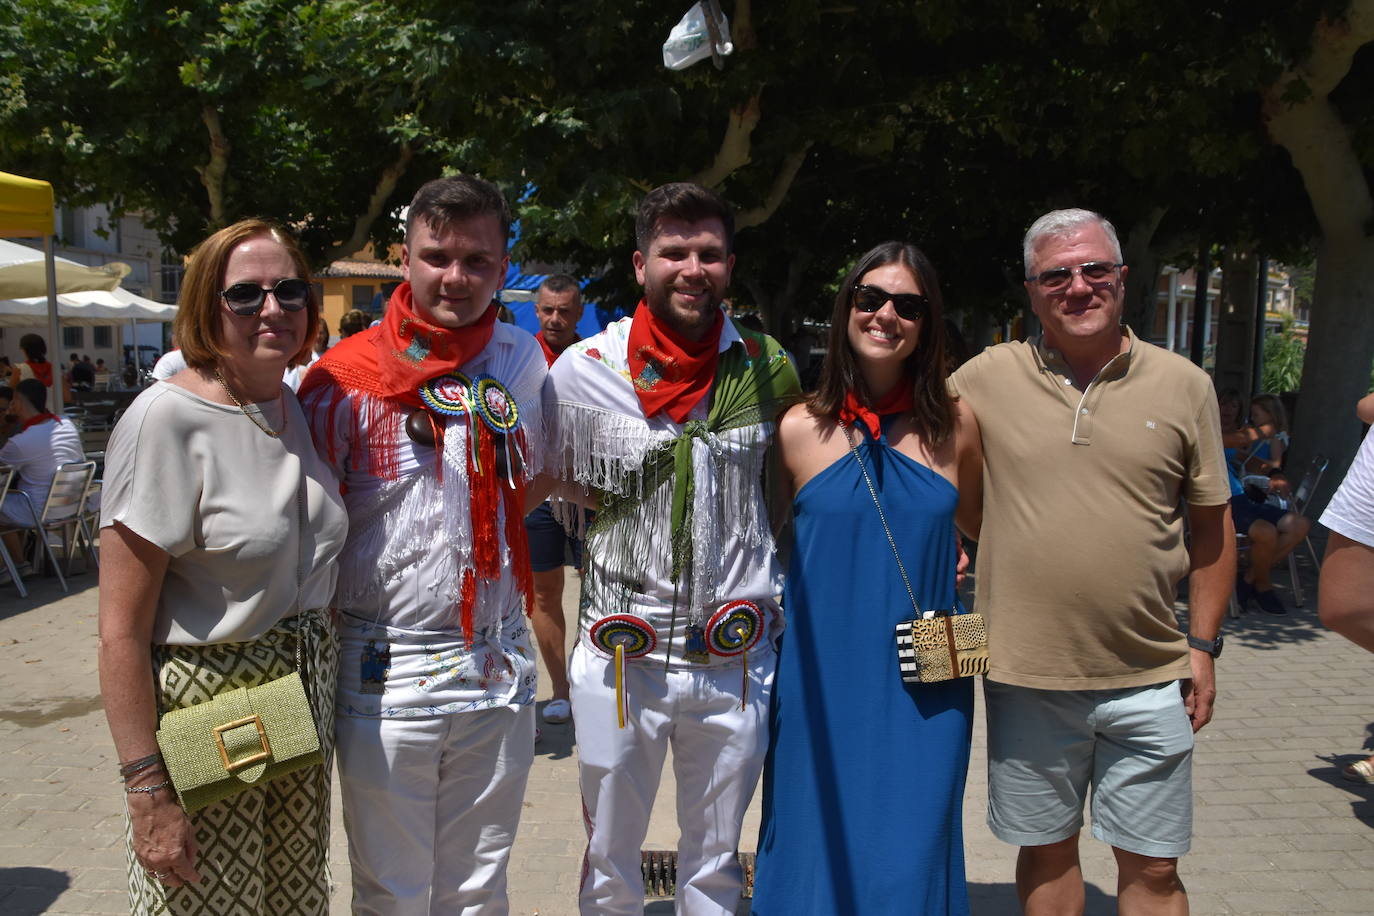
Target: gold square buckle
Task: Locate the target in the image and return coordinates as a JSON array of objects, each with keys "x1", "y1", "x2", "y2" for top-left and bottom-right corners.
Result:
[{"x1": 213, "y1": 715, "x2": 272, "y2": 772}]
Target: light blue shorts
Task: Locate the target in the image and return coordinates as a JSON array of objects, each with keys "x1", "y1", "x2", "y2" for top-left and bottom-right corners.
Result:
[{"x1": 985, "y1": 679, "x2": 1194, "y2": 858}]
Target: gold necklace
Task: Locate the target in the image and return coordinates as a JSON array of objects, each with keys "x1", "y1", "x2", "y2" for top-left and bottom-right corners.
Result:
[{"x1": 213, "y1": 369, "x2": 286, "y2": 438}]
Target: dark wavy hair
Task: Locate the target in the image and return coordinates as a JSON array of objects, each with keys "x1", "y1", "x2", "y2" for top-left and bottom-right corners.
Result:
[{"x1": 809, "y1": 241, "x2": 954, "y2": 447}]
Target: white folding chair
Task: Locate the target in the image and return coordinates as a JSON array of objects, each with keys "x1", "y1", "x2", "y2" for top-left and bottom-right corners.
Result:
[
  {"x1": 0, "y1": 464, "x2": 29, "y2": 598},
  {"x1": 77, "y1": 477, "x2": 101, "y2": 572},
  {"x1": 4, "y1": 461, "x2": 97, "y2": 593}
]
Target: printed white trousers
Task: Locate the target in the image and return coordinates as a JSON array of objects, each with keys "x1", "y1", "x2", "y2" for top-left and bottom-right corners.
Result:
[
  {"x1": 336, "y1": 704, "x2": 535, "y2": 916},
  {"x1": 571, "y1": 641, "x2": 775, "y2": 915}
]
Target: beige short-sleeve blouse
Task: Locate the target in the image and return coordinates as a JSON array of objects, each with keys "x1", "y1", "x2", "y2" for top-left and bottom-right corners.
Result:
[{"x1": 102, "y1": 382, "x2": 347, "y2": 645}]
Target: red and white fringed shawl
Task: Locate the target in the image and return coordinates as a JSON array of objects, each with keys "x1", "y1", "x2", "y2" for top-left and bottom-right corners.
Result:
[{"x1": 299, "y1": 284, "x2": 538, "y2": 641}]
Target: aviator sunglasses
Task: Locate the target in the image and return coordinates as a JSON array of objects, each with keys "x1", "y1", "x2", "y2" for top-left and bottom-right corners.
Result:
[
  {"x1": 1027, "y1": 260, "x2": 1122, "y2": 293},
  {"x1": 220, "y1": 278, "x2": 312, "y2": 316},
  {"x1": 852, "y1": 283, "x2": 929, "y2": 321}
]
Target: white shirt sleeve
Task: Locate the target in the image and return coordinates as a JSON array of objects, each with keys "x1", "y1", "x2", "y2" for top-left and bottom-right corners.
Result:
[{"x1": 1320, "y1": 431, "x2": 1374, "y2": 548}]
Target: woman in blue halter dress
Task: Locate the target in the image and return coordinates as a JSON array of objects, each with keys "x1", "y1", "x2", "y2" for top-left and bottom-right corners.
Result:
[{"x1": 752, "y1": 242, "x2": 983, "y2": 915}]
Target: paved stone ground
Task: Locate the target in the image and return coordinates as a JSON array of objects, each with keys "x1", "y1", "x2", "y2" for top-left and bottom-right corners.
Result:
[{"x1": 0, "y1": 539, "x2": 1370, "y2": 915}]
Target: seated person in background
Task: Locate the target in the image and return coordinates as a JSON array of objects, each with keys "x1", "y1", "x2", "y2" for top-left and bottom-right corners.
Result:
[
  {"x1": 92, "y1": 359, "x2": 111, "y2": 390},
  {"x1": 70, "y1": 355, "x2": 96, "y2": 392},
  {"x1": 0, "y1": 378, "x2": 85, "y2": 563},
  {"x1": 1217, "y1": 388, "x2": 1311, "y2": 615},
  {"x1": 1243, "y1": 393, "x2": 1291, "y2": 496}
]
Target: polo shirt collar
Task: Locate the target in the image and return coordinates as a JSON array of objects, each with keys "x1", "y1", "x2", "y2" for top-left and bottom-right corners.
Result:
[{"x1": 1034, "y1": 325, "x2": 1136, "y2": 388}]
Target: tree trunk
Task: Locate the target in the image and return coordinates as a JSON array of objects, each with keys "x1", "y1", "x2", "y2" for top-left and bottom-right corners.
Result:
[
  {"x1": 1213, "y1": 248, "x2": 1259, "y2": 401},
  {"x1": 1288, "y1": 236, "x2": 1374, "y2": 506},
  {"x1": 1263, "y1": 0, "x2": 1374, "y2": 509},
  {"x1": 1121, "y1": 207, "x2": 1166, "y2": 340}
]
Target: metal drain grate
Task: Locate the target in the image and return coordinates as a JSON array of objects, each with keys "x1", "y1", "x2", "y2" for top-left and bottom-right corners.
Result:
[{"x1": 641, "y1": 850, "x2": 756, "y2": 899}]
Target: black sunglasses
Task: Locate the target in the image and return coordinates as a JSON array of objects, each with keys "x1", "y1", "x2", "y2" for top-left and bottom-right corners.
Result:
[
  {"x1": 852, "y1": 284, "x2": 929, "y2": 321},
  {"x1": 220, "y1": 278, "x2": 311, "y2": 316}
]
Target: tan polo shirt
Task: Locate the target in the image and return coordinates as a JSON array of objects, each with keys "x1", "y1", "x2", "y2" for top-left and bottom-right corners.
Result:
[{"x1": 950, "y1": 330, "x2": 1230, "y2": 690}]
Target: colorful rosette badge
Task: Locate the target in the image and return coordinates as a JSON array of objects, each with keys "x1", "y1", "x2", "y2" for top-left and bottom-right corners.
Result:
[
  {"x1": 413, "y1": 373, "x2": 524, "y2": 484},
  {"x1": 707, "y1": 600, "x2": 764, "y2": 709},
  {"x1": 590, "y1": 615, "x2": 657, "y2": 729}
]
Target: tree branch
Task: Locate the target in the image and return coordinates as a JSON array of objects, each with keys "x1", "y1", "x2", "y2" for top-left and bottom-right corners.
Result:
[
  {"x1": 327, "y1": 143, "x2": 415, "y2": 260},
  {"x1": 691, "y1": 93, "x2": 762, "y2": 187},
  {"x1": 194, "y1": 105, "x2": 231, "y2": 230},
  {"x1": 736, "y1": 142, "x2": 813, "y2": 229},
  {"x1": 732, "y1": 0, "x2": 756, "y2": 51},
  {"x1": 1262, "y1": 0, "x2": 1374, "y2": 242}
]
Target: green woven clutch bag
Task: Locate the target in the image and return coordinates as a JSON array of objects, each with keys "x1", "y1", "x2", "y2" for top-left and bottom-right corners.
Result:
[{"x1": 156, "y1": 671, "x2": 322, "y2": 813}]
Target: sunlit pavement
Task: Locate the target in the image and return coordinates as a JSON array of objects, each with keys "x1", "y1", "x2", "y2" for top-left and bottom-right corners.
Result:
[{"x1": 0, "y1": 538, "x2": 1370, "y2": 914}]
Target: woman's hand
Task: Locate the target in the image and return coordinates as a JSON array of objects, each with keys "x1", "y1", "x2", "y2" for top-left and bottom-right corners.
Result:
[{"x1": 128, "y1": 786, "x2": 201, "y2": 888}]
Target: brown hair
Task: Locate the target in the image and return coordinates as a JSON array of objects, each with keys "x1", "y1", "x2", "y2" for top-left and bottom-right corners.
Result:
[
  {"x1": 809, "y1": 241, "x2": 954, "y2": 447},
  {"x1": 406, "y1": 175, "x2": 511, "y2": 247},
  {"x1": 635, "y1": 182, "x2": 735, "y2": 254},
  {"x1": 174, "y1": 219, "x2": 318, "y2": 370},
  {"x1": 1249, "y1": 392, "x2": 1288, "y2": 433}
]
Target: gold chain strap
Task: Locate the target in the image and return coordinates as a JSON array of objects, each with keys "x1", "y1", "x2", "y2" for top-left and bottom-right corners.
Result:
[{"x1": 840, "y1": 420, "x2": 925, "y2": 618}]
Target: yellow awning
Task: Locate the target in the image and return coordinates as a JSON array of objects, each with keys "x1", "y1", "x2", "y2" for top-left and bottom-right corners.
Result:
[{"x1": 0, "y1": 171, "x2": 55, "y2": 237}]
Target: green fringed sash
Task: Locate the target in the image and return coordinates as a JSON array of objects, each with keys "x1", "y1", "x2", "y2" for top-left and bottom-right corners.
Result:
[{"x1": 591, "y1": 324, "x2": 802, "y2": 594}]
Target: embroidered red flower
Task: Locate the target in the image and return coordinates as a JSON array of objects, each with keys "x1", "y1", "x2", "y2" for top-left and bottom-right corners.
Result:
[{"x1": 584, "y1": 348, "x2": 602, "y2": 360}]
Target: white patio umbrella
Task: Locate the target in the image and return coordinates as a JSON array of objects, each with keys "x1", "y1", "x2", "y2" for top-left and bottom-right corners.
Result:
[{"x1": 0, "y1": 238, "x2": 130, "y2": 298}]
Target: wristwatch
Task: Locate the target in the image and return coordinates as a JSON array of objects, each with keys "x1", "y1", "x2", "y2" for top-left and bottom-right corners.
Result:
[{"x1": 1186, "y1": 634, "x2": 1223, "y2": 658}]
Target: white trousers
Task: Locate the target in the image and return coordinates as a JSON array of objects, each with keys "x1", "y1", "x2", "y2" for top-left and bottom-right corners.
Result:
[
  {"x1": 570, "y1": 642, "x2": 775, "y2": 916},
  {"x1": 336, "y1": 704, "x2": 535, "y2": 916}
]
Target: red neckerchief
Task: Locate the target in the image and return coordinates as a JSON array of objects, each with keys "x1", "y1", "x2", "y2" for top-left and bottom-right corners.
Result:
[
  {"x1": 625, "y1": 300, "x2": 724, "y2": 423},
  {"x1": 840, "y1": 382, "x2": 914, "y2": 440},
  {"x1": 25, "y1": 360, "x2": 53, "y2": 387},
  {"x1": 369, "y1": 283, "x2": 498, "y2": 405},
  {"x1": 299, "y1": 281, "x2": 500, "y2": 465},
  {"x1": 297, "y1": 282, "x2": 531, "y2": 641},
  {"x1": 19, "y1": 412, "x2": 58, "y2": 432},
  {"x1": 535, "y1": 330, "x2": 578, "y2": 367}
]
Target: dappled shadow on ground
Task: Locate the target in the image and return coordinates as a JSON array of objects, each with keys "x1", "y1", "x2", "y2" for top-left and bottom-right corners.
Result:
[
  {"x1": 0, "y1": 694, "x2": 102, "y2": 727},
  {"x1": 972, "y1": 880, "x2": 1116, "y2": 914},
  {"x1": 0, "y1": 867, "x2": 72, "y2": 915},
  {"x1": 1313, "y1": 742, "x2": 1374, "y2": 829},
  {"x1": 0, "y1": 572, "x2": 96, "y2": 624},
  {"x1": 1176, "y1": 541, "x2": 1329, "y2": 650}
]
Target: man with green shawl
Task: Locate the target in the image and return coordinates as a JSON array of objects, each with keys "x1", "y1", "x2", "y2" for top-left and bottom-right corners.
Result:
[{"x1": 547, "y1": 182, "x2": 800, "y2": 915}]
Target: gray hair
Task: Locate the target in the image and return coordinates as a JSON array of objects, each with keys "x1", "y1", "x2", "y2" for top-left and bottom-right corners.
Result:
[
  {"x1": 537, "y1": 273, "x2": 582, "y2": 306},
  {"x1": 1023, "y1": 208, "x2": 1122, "y2": 277}
]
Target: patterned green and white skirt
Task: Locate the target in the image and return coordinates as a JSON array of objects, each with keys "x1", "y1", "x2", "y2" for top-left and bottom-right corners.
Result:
[{"x1": 125, "y1": 608, "x2": 339, "y2": 916}]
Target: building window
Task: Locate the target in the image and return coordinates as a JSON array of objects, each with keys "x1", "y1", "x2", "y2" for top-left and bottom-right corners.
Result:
[
  {"x1": 63, "y1": 326, "x2": 84, "y2": 349},
  {"x1": 161, "y1": 250, "x2": 184, "y2": 302},
  {"x1": 352, "y1": 284, "x2": 376, "y2": 309},
  {"x1": 94, "y1": 326, "x2": 113, "y2": 348}
]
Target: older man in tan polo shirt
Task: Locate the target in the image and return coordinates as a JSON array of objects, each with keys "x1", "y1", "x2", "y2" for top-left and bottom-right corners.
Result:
[{"x1": 951, "y1": 208, "x2": 1234, "y2": 916}]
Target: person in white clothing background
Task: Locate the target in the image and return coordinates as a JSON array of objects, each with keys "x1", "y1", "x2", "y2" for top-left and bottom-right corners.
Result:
[{"x1": 0, "y1": 377, "x2": 85, "y2": 562}]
